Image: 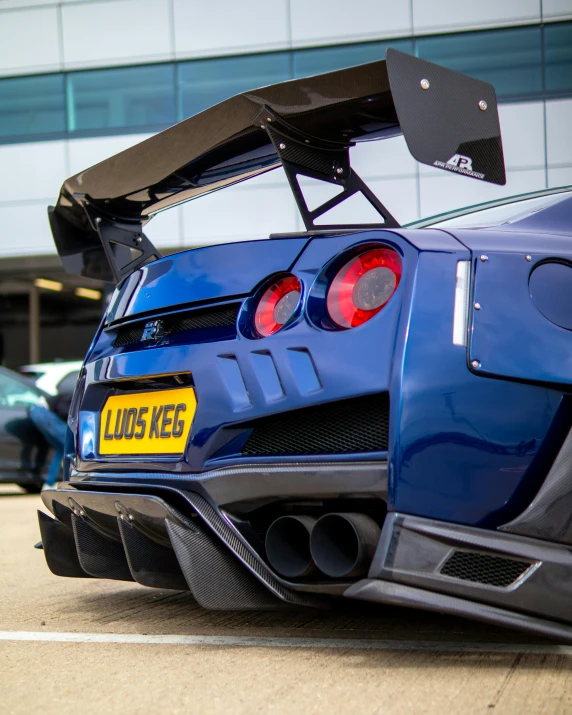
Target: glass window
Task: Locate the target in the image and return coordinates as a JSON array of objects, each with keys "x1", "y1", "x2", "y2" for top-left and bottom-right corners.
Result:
[
  {"x1": 294, "y1": 39, "x2": 414, "y2": 78},
  {"x1": 0, "y1": 73, "x2": 65, "y2": 140},
  {"x1": 67, "y1": 64, "x2": 176, "y2": 134},
  {"x1": 0, "y1": 372, "x2": 43, "y2": 409},
  {"x1": 178, "y1": 52, "x2": 291, "y2": 119},
  {"x1": 416, "y1": 26, "x2": 542, "y2": 100},
  {"x1": 407, "y1": 188, "x2": 572, "y2": 228},
  {"x1": 56, "y1": 371, "x2": 80, "y2": 395},
  {"x1": 545, "y1": 22, "x2": 572, "y2": 96}
]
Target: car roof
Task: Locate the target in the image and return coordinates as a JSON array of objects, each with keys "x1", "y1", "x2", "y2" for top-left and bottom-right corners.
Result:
[
  {"x1": 20, "y1": 360, "x2": 83, "y2": 372},
  {"x1": 406, "y1": 184, "x2": 572, "y2": 229},
  {"x1": 0, "y1": 365, "x2": 48, "y2": 396}
]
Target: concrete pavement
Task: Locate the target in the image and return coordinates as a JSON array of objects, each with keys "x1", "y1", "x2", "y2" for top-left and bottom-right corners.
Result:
[{"x1": 1, "y1": 486, "x2": 571, "y2": 714}]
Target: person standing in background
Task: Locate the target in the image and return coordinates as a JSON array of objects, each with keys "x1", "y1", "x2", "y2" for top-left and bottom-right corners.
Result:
[{"x1": 29, "y1": 389, "x2": 72, "y2": 490}]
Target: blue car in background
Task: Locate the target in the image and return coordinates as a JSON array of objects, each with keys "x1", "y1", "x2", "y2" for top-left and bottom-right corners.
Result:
[{"x1": 38, "y1": 49, "x2": 572, "y2": 641}]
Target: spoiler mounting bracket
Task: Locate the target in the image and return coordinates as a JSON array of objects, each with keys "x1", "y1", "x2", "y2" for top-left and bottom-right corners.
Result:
[
  {"x1": 257, "y1": 106, "x2": 400, "y2": 231},
  {"x1": 93, "y1": 215, "x2": 160, "y2": 283}
]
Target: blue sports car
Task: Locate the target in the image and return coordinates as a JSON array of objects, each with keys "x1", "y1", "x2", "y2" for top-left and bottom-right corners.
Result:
[{"x1": 40, "y1": 49, "x2": 572, "y2": 641}]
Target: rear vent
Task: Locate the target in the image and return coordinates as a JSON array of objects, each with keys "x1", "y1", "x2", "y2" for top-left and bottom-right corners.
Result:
[
  {"x1": 113, "y1": 303, "x2": 240, "y2": 347},
  {"x1": 440, "y1": 550, "x2": 532, "y2": 588},
  {"x1": 241, "y1": 393, "x2": 389, "y2": 456}
]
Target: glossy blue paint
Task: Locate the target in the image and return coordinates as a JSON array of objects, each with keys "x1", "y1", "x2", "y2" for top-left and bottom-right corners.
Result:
[
  {"x1": 529, "y1": 261, "x2": 572, "y2": 331},
  {"x1": 216, "y1": 356, "x2": 251, "y2": 412},
  {"x1": 249, "y1": 351, "x2": 285, "y2": 403},
  {"x1": 467, "y1": 250, "x2": 572, "y2": 386},
  {"x1": 285, "y1": 348, "x2": 322, "y2": 395},
  {"x1": 392, "y1": 249, "x2": 565, "y2": 526},
  {"x1": 107, "y1": 238, "x2": 309, "y2": 322},
  {"x1": 79, "y1": 231, "x2": 411, "y2": 474},
  {"x1": 76, "y1": 218, "x2": 571, "y2": 529},
  {"x1": 494, "y1": 194, "x2": 572, "y2": 236}
]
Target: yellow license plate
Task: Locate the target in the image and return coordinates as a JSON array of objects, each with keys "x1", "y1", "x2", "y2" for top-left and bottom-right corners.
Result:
[{"x1": 99, "y1": 387, "x2": 197, "y2": 456}]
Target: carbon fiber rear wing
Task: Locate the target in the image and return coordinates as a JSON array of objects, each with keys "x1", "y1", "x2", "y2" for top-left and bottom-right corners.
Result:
[{"x1": 48, "y1": 49, "x2": 505, "y2": 283}]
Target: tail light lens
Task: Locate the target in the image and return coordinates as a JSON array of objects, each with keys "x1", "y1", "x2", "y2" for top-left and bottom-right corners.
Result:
[
  {"x1": 254, "y1": 275, "x2": 301, "y2": 337},
  {"x1": 327, "y1": 248, "x2": 402, "y2": 328}
]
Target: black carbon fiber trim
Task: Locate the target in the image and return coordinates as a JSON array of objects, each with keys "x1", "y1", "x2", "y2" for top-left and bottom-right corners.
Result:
[
  {"x1": 38, "y1": 511, "x2": 90, "y2": 579},
  {"x1": 242, "y1": 393, "x2": 389, "y2": 456},
  {"x1": 182, "y1": 491, "x2": 319, "y2": 606},
  {"x1": 369, "y1": 513, "x2": 572, "y2": 625},
  {"x1": 501, "y1": 427, "x2": 572, "y2": 545},
  {"x1": 118, "y1": 518, "x2": 189, "y2": 591},
  {"x1": 71, "y1": 514, "x2": 134, "y2": 581},
  {"x1": 440, "y1": 550, "x2": 531, "y2": 588},
  {"x1": 345, "y1": 579, "x2": 572, "y2": 643},
  {"x1": 112, "y1": 303, "x2": 240, "y2": 347},
  {"x1": 167, "y1": 520, "x2": 281, "y2": 610}
]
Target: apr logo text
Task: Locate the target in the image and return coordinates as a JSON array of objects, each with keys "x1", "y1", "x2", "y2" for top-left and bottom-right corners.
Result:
[{"x1": 433, "y1": 153, "x2": 485, "y2": 180}]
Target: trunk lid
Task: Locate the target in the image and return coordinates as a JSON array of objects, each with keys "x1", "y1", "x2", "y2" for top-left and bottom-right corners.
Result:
[{"x1": 107, "y1": 237, "x2": 309, "y2": 324}]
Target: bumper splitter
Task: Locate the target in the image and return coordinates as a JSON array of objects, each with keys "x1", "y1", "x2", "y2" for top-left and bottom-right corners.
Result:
[
  {"x1": 40, "y1": 488, "x2": 572, "y2": 640},
  {"x1": 345, "y1": 580, "x2": 572, "y2": 643},
  {"x1": 361, "y1": 512, "x2": 572, "y2": 642},
  {"x1": 40, "y1": 488, "x2": 326, "y2": 610}
]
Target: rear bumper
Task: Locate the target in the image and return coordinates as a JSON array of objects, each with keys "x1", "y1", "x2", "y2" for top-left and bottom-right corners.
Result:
[
  {"x1": 40, "y1": 484, "x2": 572, "y2": 641},
  {"x1": 40, "y1": 485, "x2": 336, "y2": 610},
  {"x1": 67, "y1": 460, "x2": 387, "y2": 509}
]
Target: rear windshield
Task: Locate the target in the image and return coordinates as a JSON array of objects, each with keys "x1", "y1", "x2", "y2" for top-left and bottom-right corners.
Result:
[{"x1": 407, "y1": 187, "x2": 572, "y2": 230}]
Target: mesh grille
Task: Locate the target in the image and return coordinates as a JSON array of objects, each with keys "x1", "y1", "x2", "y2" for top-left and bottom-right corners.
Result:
[
  {"x1": 242, "y1": 393, "x2": 389, "y2": 457},
  {"x1": 440, "y1": 550, "x2": 532, "y2": 588},
  {"x1": 113, "y1": 303, "x2": 240, "y2": 347}
]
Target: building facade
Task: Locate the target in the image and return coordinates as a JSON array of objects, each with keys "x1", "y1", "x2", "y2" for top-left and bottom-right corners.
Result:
[{"x1": 0, "y1": 0, "x2": 571, "y2": 366}]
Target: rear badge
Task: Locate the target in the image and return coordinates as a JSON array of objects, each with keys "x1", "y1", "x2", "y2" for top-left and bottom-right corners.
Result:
[
  {"x1": 141, "y1": 319, "x2": 165, "y2": 342},
  {"x1": 433, "y1": 154, "x2": 485, "y2": 180}
]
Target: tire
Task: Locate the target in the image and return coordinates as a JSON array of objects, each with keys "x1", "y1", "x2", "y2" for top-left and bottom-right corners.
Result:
[{"x1": 17, "y1": 482, "x2": 43, "y2": 494}]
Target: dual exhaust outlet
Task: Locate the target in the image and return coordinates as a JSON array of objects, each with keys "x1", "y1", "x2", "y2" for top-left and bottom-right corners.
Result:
[{"x1": 265, "y1": 513, "x2": 381, "y2": 580}]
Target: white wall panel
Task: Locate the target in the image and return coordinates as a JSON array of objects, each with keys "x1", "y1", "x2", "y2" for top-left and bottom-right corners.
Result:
[
  {"x1": 548, "y1": 166, "x2": 572, "y2": 188},
  {"x1": 145, "y1": 206, "x2": 183, "y2": 249},
  {"x1": 368, "y1": 177, "x2": 420, "y2": 224},
  {"x1": 412, "y1": 0, "x2": 540, "y2": 34},
  {"x1": 173, "y1": 0, "x2": 289, "y2": 57},
  {"x1": 0, "y1": 141, "x2": 66, "y2": 203},
  {"x1": 290, "y1": 0, "x2": 411, "y2": 47},
  {"x1": 0, "y1": 1, "x2": 56, "y2": 9},
  {"x1": 181, "y1": 185, "x2": 298, "y2": 246},
  {"x1": 542, "y1": 0, "x2": 572, "y2": 20},
  {"x1": 0, "y1": 203, "x2": 55, "y2": 256},
  {"x1": 498, "y1": 102, "x2": 545, "y2": 170},
  {"x1": 66, "y1": 134, "x2": 152, "y2": 176},
  {"x1": 546, "y1": 99, "x2": 572, "y2": 167},
  {"x1": 61, "y1": 0, "x2": 172, "y2": 68},
  {"x1": 419, "y1": 169, "x2": 546, "y2": 219},
  {"x1": 0, "y1": 6, "x2": 60, "y2": 75},
  {"x1": 351, "y1": 136, "x2": 417, "y2": 178}
]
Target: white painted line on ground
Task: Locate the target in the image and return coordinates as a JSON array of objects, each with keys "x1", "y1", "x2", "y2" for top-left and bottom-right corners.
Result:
[{"x1": 0, "y1": 631, "x2": 571, "y2": 654}]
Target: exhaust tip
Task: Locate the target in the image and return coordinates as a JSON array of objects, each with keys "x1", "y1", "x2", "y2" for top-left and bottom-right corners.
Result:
[
  {"x1": 265, "y1": 515, "x2": 316, "y2": 578},
  {"x1": 310, "y1": 513, "x2": 380, "y2": 579}
]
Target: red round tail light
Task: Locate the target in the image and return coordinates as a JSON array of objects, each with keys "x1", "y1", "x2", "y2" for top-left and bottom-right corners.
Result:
[
  {"x1": 254, "y1": 275, "x2": 301, "y2": 337},
  {"x1": 326, "y1": 247, "x2": 402, "y2": 329}
]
